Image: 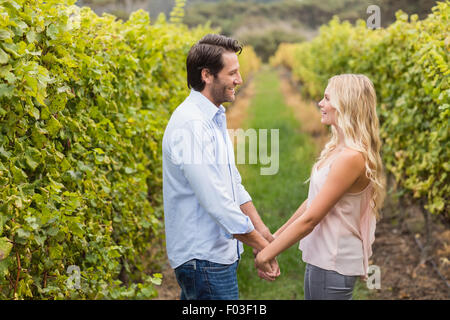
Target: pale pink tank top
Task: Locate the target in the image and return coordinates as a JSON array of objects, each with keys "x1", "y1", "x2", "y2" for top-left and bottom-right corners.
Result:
[{"x1": 299, "y1": 151, "x2": 376, "y2": 277}]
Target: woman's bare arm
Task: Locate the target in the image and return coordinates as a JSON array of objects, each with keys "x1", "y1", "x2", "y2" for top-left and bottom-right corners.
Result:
[
  {"x1": 255, "y1": 150, "x2": 365, "y2": 272},
  {"x1": 273, "y1": 199, "x2": 308, "y2": 238}
]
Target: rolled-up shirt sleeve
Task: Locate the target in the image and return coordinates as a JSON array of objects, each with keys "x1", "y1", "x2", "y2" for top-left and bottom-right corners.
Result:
[{"x1": 174, "y1": 120, "x2": 254, "y2": 238}]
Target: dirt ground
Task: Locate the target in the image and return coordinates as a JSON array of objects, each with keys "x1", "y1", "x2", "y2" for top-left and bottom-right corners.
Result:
[
  {"x1": 153, "y1": 262, "x2": 180, "y2": 300},
  {"x1": 153, "y1": 69, "x2": 450, "y2": 300},
  {"x1": 367, "y1": 198, "x2": 450, "y2": 300}
]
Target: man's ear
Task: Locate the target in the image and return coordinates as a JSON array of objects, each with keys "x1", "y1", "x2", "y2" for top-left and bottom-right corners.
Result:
[{"x1": 201, "y1": 68, "x2": 212, "y2": 85}]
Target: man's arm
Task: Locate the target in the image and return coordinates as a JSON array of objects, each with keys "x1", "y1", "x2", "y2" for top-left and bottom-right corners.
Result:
[
  {"x1": 233, "y1": 229, "x2": 269, "y2": 251},
  {"x1": 231, "y1": 162, "x2": 274, "y2": 243},
  {"x1": 240, "y1": 201, "x2": 275, "y2": 243},
  {"x1": 176, "y1": 120, "x2": 255, "y2": 238},
  {"x1": 238, "y1": 202, "x2": 280, "y2": 280}
]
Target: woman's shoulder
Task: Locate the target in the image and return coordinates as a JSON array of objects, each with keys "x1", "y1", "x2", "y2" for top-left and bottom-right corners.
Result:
[{"x1": 335, "y1": 148, "x2": 366, "y2": 171}]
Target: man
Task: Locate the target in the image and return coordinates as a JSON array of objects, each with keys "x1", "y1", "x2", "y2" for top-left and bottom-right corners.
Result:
[{"x1": 162, "y1": 34, "x2": 279, "y2": 300}]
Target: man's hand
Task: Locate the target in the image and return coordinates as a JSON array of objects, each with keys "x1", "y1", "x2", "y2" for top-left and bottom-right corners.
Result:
[
  {"x1": 257, "y1": 269, "x2": 276, "y2": 281},
  {"x1": 237, "y1": 203, "x2": 279, "y2": 281},
  {"x1": 252, "y1": 230, "x2": 279, "y2": 281}
]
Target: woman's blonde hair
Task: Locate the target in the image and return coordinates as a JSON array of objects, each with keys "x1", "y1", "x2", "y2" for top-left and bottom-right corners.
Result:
[{"x1": 315, "y1": 74, "x2": 386, "y2": 219}]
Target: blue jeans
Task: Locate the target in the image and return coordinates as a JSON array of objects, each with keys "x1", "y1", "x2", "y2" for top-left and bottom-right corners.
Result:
[
  {"x1": 174, "y1": 259, "x2": 239, "y2": 300},
  {"x1": 304, "y1": 263, "x2": 358, "y2": 300}
]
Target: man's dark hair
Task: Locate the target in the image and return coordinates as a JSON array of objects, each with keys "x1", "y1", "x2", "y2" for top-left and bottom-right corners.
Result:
[{"x1": 186, "y1": 34, "x2": 243, "y2": 91}]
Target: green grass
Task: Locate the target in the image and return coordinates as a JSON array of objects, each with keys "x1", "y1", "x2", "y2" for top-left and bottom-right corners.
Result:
[{"x1": 235, "y1": 66, "x2": 371, "y2": 300}]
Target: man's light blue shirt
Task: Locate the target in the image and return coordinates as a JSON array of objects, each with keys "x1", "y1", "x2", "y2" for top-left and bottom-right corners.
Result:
[{"x1": 162, "y1": 89, "x2": 254, "y2": 269}]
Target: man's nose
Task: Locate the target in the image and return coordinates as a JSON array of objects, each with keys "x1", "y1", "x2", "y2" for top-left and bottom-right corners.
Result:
[{"x1": 235, "y1": 72, "x2": 243, "y2": 85}]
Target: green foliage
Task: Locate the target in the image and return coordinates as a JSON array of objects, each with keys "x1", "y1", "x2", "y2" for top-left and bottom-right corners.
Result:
[
  {"x1": 238, "y1": 46, "x2": 261, "y2": 85},
  {"x1": 0, "y1": 0, "x2": 212, "y2": 299},
  {"x1": 170, "y1": 0, "x2": 186, "y2": 24},
  {"x1": 271, "y1": 2, "x2": 449, "y2": 220}
]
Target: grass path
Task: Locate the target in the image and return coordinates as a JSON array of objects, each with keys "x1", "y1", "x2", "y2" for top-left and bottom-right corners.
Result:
[
  {"x1": 236, "y1": 66, "x2": 315, "y2": 299},
  {"x1": 236, "y1": 66, "x2": 370, "y2": 299}
]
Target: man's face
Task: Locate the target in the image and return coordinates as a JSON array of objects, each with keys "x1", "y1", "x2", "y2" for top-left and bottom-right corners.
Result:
[{"x1": 208, "y1": 51, "x2": 243, "y2": 105}]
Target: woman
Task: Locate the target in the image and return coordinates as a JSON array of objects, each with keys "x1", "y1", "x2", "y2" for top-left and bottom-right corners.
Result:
[{"x1": 255, "y1": 74, "x2": 386, "y2": 300}]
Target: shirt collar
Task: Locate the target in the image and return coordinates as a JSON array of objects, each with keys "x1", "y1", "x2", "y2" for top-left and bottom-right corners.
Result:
[{"x1": 189, "y1": 89, "x2": 224, "y2": 120}]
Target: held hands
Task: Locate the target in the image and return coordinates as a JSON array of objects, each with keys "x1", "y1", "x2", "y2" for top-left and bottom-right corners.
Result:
[
  {"x1": 254, "y1": 251, "x2": 279, "y2": 276},
  {"x1": 253, "y1": 248, "x2": 280, "y2": 281},
  {"x1": 251, "y1": 227, "x2": 280, "y2": 281}
]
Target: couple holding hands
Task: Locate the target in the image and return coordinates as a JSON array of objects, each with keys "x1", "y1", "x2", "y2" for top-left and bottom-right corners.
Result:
[{"x1": 162, "y1": 34, "x2": 385, "y2": 300}]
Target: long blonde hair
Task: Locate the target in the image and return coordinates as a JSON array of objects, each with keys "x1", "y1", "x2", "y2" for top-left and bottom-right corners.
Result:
[{"x1": 314, "y1": 74, "x2": 386, "y2": 219}]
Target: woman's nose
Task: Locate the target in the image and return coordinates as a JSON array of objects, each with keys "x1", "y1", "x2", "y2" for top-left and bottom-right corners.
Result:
[{"x1": 318, "y1": 100, "x2": 323, "y2": 109}]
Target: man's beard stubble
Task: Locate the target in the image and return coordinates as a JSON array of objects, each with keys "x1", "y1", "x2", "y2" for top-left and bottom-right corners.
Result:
[{"x1": 211, "y1": 78, "x2": 234, "y2": 106}]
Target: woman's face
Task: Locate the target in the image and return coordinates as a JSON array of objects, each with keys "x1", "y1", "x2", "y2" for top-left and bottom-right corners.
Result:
[{"x1": 318, "y1": 86, "x2": 337, "y2": 126}]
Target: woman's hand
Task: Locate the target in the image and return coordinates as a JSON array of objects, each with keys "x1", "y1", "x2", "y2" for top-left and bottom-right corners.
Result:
[
  {"x1": 255, "y1": 259, "x2": 280, "y2": 281},
  {"x1": 255, "y1": 251, "x2": 279, "y2": 275},
  {"x1": 253, "y1": 247, "x2": 279, "y2": 281}
]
